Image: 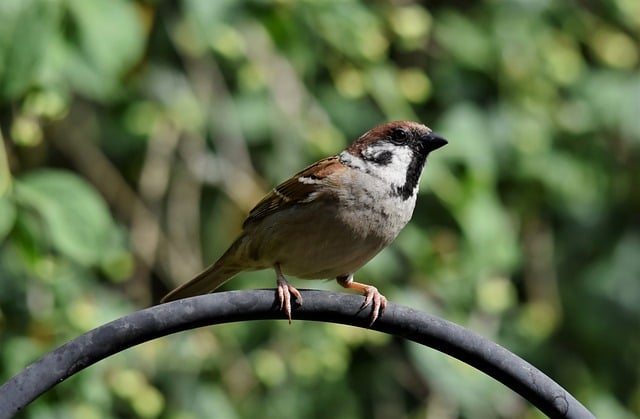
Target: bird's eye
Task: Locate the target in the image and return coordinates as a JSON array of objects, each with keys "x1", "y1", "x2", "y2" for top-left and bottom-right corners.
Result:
[{"x1": 391, "y1": 128, "x2": 408, "y2": 143}]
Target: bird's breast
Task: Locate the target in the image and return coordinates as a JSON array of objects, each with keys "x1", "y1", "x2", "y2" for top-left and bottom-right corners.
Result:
[
  {"x1": 335, "y1": 170, "x2": 417, "y2": 241},
  {"x1": 238, "y1": 176, "x2": 416, "y2": 279}
]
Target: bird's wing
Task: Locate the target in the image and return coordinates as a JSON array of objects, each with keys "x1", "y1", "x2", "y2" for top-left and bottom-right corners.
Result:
[{"x1": 243, "y1": 155, "x2": 344, "y2": 227}]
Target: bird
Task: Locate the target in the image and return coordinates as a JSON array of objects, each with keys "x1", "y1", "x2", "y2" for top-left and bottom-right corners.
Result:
[{"x1": 161, "y1": 121, "x2": 447, "y2": 325}]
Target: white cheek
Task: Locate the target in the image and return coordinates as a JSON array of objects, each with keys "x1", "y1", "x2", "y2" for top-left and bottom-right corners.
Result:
[{"x1": 363, "y1": 145, "x2": 414, "y2": 187}]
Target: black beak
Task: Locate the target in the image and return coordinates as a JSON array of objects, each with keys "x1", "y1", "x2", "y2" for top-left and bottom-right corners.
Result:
[{"x1": 423, "y1": 131, "x2": 448, "y2": 152}]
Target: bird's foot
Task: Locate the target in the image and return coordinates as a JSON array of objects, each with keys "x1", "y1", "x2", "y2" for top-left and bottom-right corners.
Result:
[
  {"x1": 275, "y1": 266, "x2": 303, "y2": 323},
  {"x1": 337, "y1": 274, "x2": 387, "y2": 326},
  {"x1": 360, "y1": 286, "x2": 387, "y2": 326}
]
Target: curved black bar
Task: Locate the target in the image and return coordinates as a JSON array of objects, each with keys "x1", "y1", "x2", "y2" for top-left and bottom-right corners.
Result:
[{"x1": 0, "y1": 290, "x2": 594, "y2": 419}]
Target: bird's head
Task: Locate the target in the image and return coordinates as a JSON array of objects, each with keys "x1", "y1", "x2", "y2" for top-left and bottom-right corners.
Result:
[{"x1": 341, "y1": 121, "x2": 447, "y2": 200}]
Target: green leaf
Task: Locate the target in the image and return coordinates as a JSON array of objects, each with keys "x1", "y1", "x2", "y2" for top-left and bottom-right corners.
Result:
[
  {"x1": 57, "y1": 0, "x2": 145, "y2": 99},
  {"x1": 434, "y1": 12, "x2": 494, "y2": 71},
  {"x1": 0, "y1": 126, "x2": 13, "y2": 194},
  {"x1": 0, "y1": 194, "x2": 16, "y2": 242},
  {"x1": 14, "y1": 169, "x2": 115, "y2": 266},
  {"x1": 0, "y1": 0, "x2": 58, "y2": 100}
]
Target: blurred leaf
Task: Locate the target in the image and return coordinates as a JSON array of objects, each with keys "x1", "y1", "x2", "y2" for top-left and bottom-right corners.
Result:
[
  {"x1": 0, "y1": 0, "x2": 57, "y2": 100},
  {"x1": 581, "y1": 71, "x2": 640, "y2": 141},
  {"x1": 14, "y1": 169, "x2": 116, "y2": 266},
  {"x1": 586, "y1": 234, "x2": 640, "y2": 316},
  {"x1": 366, "y1": 65, "x2": 416, "y2": 120},
  {"x1": 0, "y1": 129, "x2": 12, "y2": 196},
  {"x1": 310, "y1": 2, "x2": 387, "y2": 62},
  {"x1": 456, "y1": 190, "x2": 520, "y2": 272},
  {"x1": 522, "y1": 151, "x2": 607, "y2": 221},
  {"x1": 0, "y1": 195, "x2": 16, "y2": 242},
  {"x1": 438, "y1": 102, "x2": 499, "y2": 181},
  {"x1": 100, "y1": 248, "x2": 134, "y2": 283},
  {"x1": 183, "y1": 0, "x2": 238, "y2": 46},
  {"x1": 56, "y1": 0, "x2": 145, "y2": 99},
  {"x1": 408, "y1": 343, "x2": 505, "y2": 417},
  {"x1": 435, "y1": 11, "x2": 494, "y2": 71},
  {"x1": 10, "y1": 114, "x2": 43, "y2": 147}
]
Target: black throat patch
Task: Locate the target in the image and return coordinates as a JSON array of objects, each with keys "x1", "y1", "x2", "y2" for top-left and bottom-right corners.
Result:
[{"x1": 394, "y1": 152, "x2": 427, "y2": 200}]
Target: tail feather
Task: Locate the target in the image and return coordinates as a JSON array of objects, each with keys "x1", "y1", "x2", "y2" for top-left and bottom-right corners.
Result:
[{"x1": 160, "y1": 262, "x2": 242, "y2": 303}]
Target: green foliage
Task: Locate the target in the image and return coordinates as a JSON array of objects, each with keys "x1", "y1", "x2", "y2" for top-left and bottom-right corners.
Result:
[
  {"x1": 1, "y1": 0, "x2": 639, "y2": 418},
  {"x1": 14, "y1": 170, "x2": 113, "y2": 266}
]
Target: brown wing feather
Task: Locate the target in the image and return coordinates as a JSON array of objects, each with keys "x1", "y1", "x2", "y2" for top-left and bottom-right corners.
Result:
[{"x1": 243, "y1": 156, "x2": 344, "y2": 227}]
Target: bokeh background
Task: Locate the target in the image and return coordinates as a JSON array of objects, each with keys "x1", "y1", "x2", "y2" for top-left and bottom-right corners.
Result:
[{"x1": 1, "y1": 0, "x2": 639, "y2": 418}]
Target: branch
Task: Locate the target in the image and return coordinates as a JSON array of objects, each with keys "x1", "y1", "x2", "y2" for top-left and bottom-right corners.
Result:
[{"x1": 0, "y1": 290, "x2": 594, "y2": 419}]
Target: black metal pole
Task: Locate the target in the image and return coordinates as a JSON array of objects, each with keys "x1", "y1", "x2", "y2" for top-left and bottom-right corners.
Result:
[{"x1": 0, "y1": 290, "x2": 594, "y2": 419}]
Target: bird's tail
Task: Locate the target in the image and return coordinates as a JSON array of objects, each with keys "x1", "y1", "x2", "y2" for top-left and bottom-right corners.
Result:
[{"x1": 160, "y1": 259, "x2": 242, "y2": 303}]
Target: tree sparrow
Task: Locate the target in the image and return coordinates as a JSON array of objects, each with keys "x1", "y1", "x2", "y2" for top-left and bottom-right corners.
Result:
[{"x1": 161, "y1": 121, "x2": 447, "y2": 324}]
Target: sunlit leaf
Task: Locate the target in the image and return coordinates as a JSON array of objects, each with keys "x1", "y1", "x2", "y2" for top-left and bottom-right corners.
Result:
[{"x1": 14, "y1": 169, "x2": 115, "y2": 266}]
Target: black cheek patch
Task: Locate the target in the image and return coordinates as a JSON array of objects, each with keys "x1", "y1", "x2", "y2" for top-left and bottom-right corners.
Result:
[{"x1": 371, "y1": 150, "x2": 392, "y2": 165}]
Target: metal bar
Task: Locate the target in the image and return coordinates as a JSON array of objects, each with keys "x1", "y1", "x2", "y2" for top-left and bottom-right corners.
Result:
[{"x1": 0, "y1": 290, "x2": 594, "y2": 419}]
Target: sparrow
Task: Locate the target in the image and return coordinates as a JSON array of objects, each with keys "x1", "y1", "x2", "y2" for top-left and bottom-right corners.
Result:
[{"x1": 161, "y1": 121, "x2": 447, "y2": 325}]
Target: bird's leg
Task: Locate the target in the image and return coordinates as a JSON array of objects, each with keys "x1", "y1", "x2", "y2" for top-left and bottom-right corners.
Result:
[
  {"x1": 336, "y1": 274, "x2": 387, "y2": 326},
  {"x1": 274, "y1": 263, "x2": 303, "y2": 323}
]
